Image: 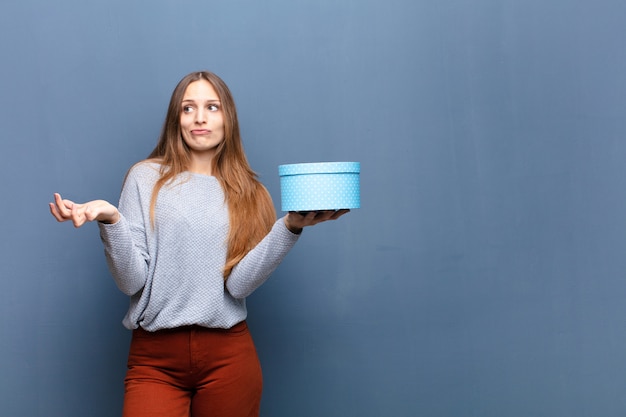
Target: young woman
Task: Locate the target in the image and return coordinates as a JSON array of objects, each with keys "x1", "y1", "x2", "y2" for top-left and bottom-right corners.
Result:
[{"x1": 49, "y1": 71, "x2": 348, "y2": 417}]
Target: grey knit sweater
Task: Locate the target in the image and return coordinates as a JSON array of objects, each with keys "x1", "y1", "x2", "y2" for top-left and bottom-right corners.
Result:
[{"x1": 98, "y1": 161, "x2": 300, "y2": 331}]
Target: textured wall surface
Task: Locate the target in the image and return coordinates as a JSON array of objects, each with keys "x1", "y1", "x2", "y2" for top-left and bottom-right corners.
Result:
[{"x1": 1, "y1": 1, "x2": 626, "y2": 416}]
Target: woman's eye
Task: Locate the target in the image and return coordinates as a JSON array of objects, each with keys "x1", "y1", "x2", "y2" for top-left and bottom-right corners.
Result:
[
  {"x1": 183, "y1": 106, "x2": 194, "y2": 113},
  {"x1": 208, "y1": 104, "x2": 219, "y2": 111}
]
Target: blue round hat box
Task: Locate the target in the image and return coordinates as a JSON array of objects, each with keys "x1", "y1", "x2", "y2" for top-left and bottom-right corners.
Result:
[{"x1": 278, "y1": 162, "x2": 360, "y2": 212}]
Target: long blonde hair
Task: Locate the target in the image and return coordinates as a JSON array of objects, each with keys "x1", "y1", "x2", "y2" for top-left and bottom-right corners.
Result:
[{"x1": 147, "y1": 71, "x2": 276, "y2": 278}]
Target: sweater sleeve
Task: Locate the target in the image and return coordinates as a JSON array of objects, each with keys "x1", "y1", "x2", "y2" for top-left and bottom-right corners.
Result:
[
  {"x1": 225, "y1": 217, "x2": 300, "y2": 299},
  {"x1": 98, "y1": 167, "x2": 151, "y2": 296}
]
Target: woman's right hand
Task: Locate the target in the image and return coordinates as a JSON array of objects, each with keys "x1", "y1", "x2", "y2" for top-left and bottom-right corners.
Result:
[{"x1": 49, "y1": 193, "x2": 120, "y2": 228}]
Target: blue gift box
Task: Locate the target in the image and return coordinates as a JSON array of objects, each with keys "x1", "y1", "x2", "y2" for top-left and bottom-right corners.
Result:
[{"x1": 278, "y1": 162, "x2": 361, "y2": 212}]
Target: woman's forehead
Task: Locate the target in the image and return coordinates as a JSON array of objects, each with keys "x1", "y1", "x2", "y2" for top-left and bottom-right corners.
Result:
[{"x1": 182, "y1": 79, "x2": 219, "y2": 101}]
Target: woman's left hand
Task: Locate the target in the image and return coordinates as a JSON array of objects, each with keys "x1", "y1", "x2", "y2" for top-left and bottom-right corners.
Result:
[{"x1": 283, "y1": 209, "x2": 350, "y2": 234}]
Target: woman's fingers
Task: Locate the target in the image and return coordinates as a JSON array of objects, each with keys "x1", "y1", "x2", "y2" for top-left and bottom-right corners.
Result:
[
  {"x1": 50, "y1": 193, "x2": 73, "y2": 222},
  {"x1": 329, "y1": 209, "x2": 350, "y2": 220},
  {"x1": 49, "y1": 193, "x2": 87, "y2": 227},
  {"x1": 309, "y1": 209, "x2": 349, "y2": 224},
  {"x1": 286, "y1": 209, "x2": 351, "y2": 229},
  {"x1": 70, "y1": 202, "x2": 89, "y2": 228},
  {"x1": 49, "y1": 202, "x2": 65, "y2": 222},
  {"x1": 53, "y1": 193, "x2": 75, "y2": 215}
]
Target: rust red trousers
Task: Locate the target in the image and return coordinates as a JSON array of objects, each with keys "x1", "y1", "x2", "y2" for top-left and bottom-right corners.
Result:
[{"x1": 122, "y1": 321, "x2": 262, "y2": 417}]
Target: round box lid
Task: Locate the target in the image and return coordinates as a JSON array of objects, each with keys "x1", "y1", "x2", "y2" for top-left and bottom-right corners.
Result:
[{"x1": 278, "y1": 161, "x2": 360, "y2": 176}]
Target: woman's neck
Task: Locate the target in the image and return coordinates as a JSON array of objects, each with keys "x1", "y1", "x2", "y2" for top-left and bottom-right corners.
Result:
[{"x1": 188, "y1": 153, "x2": 215, "y2": 176}]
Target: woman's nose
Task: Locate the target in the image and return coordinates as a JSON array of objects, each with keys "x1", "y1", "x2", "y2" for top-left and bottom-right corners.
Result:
[{"x1": 195, "y1": 109, "x2": 207, "y2": 123}]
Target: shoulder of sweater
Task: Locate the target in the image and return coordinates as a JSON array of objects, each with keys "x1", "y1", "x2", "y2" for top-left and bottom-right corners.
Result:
[
  {"x1": 128, "y1": 159, "x2": 162, "y2": 176},
  {"x1": 123, "y1": 160, "x2": 161, "y2": 185}
]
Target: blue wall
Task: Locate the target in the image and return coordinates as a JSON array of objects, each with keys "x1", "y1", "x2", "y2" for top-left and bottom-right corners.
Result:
[{"x1": 2, "y1": 1, "x2": 626, "y2": 416}]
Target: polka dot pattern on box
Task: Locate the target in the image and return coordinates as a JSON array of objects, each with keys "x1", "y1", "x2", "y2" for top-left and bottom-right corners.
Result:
[{"x1": 278, "y1": 162, "x2": 360, "y2": 212}]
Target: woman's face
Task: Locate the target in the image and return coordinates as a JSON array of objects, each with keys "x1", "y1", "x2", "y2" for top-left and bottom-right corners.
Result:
[{"x1": 179, "y1": 79, "x2": 225, "y2": 158}]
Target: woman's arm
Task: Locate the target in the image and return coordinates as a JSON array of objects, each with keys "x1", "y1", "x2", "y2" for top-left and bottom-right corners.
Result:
[
  {"x1": 225, "y1": 217, "x2": 300, "y2": 299},
  {"x1": 97, "y1": 168, "x2": 151, "y2": 296},
  {"x1": 225, "y1": 210, "x2": 349, "y2": 299}
]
